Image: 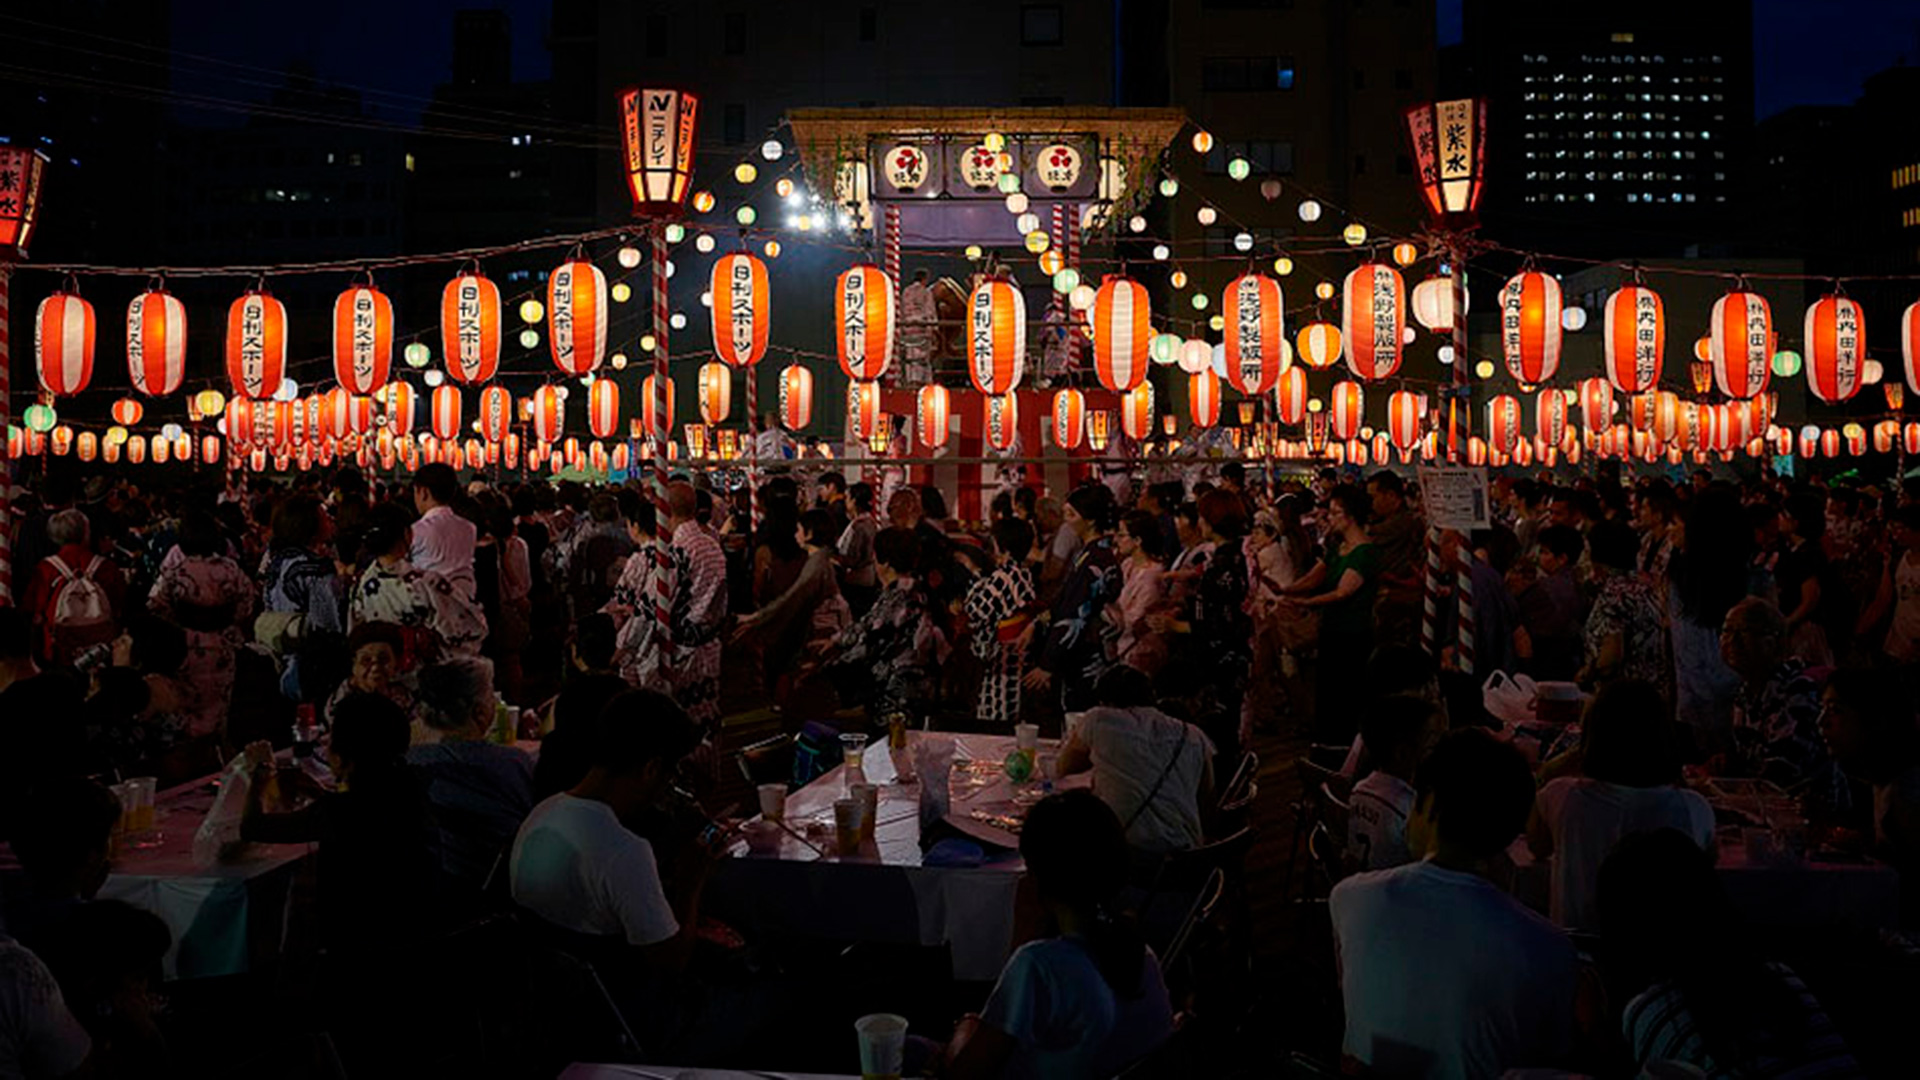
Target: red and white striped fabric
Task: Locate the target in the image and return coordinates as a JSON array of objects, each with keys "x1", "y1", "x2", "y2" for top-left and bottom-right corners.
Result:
[
  {"x1": 642, "y1": 374, "x2": 675, "y2": 437},
  {"x1": 1579, "y1": 378, "x2": 1614, "y2": 432},
  {"x1": 1341, "y1": 263, "x2": 1405, "y2": 381},
  {"x1": 1653, "y1": 392, "x2": 1680, "y2": 442},
  {"x1": 1485, "y1": 394, "x2": 1522, "y2": 453},
  {"x1": 227, "y1": 290, "x2": 288, "y2": 399},
  {"x1": 299, "y1": 396, "x2": 323, "y2": 445},
  {"x1": 969, "y1": 279, "x2": 1026, "y2": 395},
  {"x1": 847, "y1": 379, "x2": 882, "y2": 441},
  {"x1": 835, "y1": 265, "x2": 894, "y2": 381},
  {"x1": 917, "y1": 385, "x2": 951, "y2": 448},
  {"x1": 442, "y1": 272, "x2": 501, "y2": 383},
  {"x1": 432, "y1": 385, "x2": 462, "y2": 441},
  {"x1": 1296, "y1": 322, "x2": 1342, "y2": 370},
  {"x1": 1372, "y1": 432, "x2": 1393, "y2": 463},
  {"x1": 1092, "y1": 275, "x2": 1150, "y2": 392},
  {"x1": 1273, "y1": 365, "x2": 1308, "y2": 424},
  {"x1": 778, "y1": 364, "x2": 812, "y2": 430},
  {"x1": 1225, "y1": 272, "x2": 1287, "y2": 393},
  {"x1": 35, "y1": 290, "x2": 95, "y2": 396},
  {"x1": 480, "y1": 386, "x2": 514, "y2": 443},
  {"x1": 711, "y1": 252, "x2": 771, "y2": 368},
  {"x1": 1499, "y1": 271, "x2": 1562, "y2": 384},
  {"x1": 1709, "y1": 290, "x2": 1772, "y2": 400},
  {"x1": 1816, "y1": 428, "x2": 1838, "y2": 459},
  {"x1": 1904, "y1": 301, "x2": 1920, "y2": 396},
  {"x1": 1387, "y1": 390, "x2": 1421, "y2": 449},
  {"x1": 697, "y1": 361, "x2": 732, "y2": 424},
  {"x1": 225, "y1": 397, "x2": 254, "y2": 446},
  {"x1": 345, "y1": 394, "x2": 374, "y2": 436},
  {"x1": 1121, "y1": 381, "x2": 1154, "y2": 441},
  {"x1": 1536, "y1": 387, "x2": 1567, "y2": 447},
  {"x1": 588, "y1": 379, "x2": 619, "y2": 439},
  {"x1": 333, "y1": 284, "x2": 393, "y2": 394},
  {"x1": 532, "y1": 385, "x2": 565, "y2": 444},
  {"x1": 1052, "y1": 388, "x2": 1086, "y2": 449},
  {"x1": 984, "y1": 393, "x2": 1019, "y2": 451},
  {"x1": 1189, "y1": 370, "x2": 1221, "y2": 428},
  {"x1": 126, "y1": 289, "x2": 186, "y2": 397},
  {"x1": 1465, "y1": 436, "x2": 1486, "y2": 467},
  {"x1": 1329, "y1": 381, "x2": 1364, "y2": 441},
  {"x1": 547, "y1": 259, "x2": 607, "y2": 377},
  {"x1": 1803, "y1": 294, "x2": 1864, "y2": 403},
  {"x1": 1603, "y1": 285, "x2": 1663, "y2": 394}
]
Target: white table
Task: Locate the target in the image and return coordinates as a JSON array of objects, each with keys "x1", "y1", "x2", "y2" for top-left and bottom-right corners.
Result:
[
  {"x1": 561, "y1": 1066, "x2": 854, "y2": 1080},
  {"x1": 709, "y1": 732, "x2": 1086, "y2": 981}
]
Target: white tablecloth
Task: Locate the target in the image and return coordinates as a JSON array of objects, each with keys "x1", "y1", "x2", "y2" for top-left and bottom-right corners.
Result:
[{"x1": 561, "y1": 1066, "x2": 854, "y2": 1080}]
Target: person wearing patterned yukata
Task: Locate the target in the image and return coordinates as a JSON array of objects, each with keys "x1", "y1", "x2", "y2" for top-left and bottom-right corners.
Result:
[
  {"x1": 350, "y1": 502, "x2": 487, "y2": 660},
  {"x1": 609, "y1": 483, "x2": 729, "y2": 732},
  {"x1": 965, "y1": 518, "x2": 1038, "y2": 726},
  {"x1": 1025, "y1": 485, "x2": 1123, "y2": 714}
]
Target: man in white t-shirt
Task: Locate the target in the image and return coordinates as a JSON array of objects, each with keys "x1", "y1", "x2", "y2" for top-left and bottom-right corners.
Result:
[
  {"x1": 1346, "y1": 696, "x2": 1434, "y2": 872},
  {"x1": 0, "y1": 936, "x2": 91, "y2": 1080},
  {"x1": 510, "y1": 689, "x2": 711, "y2": 971},
  {"x1": 1331, "y1": 729, "x2": 1577, "y2": 1080},
  {"x1": 1057, "y1": 666, "x2": 1216, "y2": 854},
  {"x1": 410, "y1": 462, "x2": 479, "y2": 602}
]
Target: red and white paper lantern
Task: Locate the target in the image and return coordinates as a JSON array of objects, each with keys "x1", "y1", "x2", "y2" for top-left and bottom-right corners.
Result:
[
  {"x1": 1709, "y1": 289, "x2": 1772, "y2": 400},
  {"x1": 1341, "y1": 262, "x2": 1405, "y2": 381},
  {"x1": 697, "y1": 361, "x2": 732, "y2": 425},
  {"x1": 1536, "y1": 387, "x2": 1567, "y2": 446},
  {"x1": 1329, "y1": 381, "x2": 1364, "y2": 441},
  {"x1": 442, "y1": 271, "x2": 502, "y2": 383},
  {"x1": 711, "y1": 251, "x2": 770, "y2": 368},
  {"x1": 1500, "y1": 270, "x2": 1562, "y2": 384},
  {"x1": 432, "y1": 385, "x2": 462, "y2": 441},
  {"x1": 984, "y1": 392, "x2": 1019, "y2": 451},
  {"x1": 532, "y1": 385, "x2": 565, "y2": 445},
  {"x1": 969, "y1": 278, "x2": 1026, "y2": 396},
  {"x1": 1603, "y1": 285, "x2": 1664, "y2": 394},
  {"x1": 1052, "y1": 388, "x2": 1086, "y2": 449},
  {"x1": 1121, "y1": 381, "x2": 1155, "y2": 441},
  {"x1": 835, "y1": 264, "x2": 894, "y2": 381},
  {"x1": 1273, "y1": 365, "x2": 1308, "y2": 425},
  {"x1": 333, "y1": 283, "x2": 394, "y2": 394},
  {"x1": 1485, "y1": 393, "x2": 1523, "y2": 454},
  {"x1": 778, "y1": 364, "x2": 812, "y2": 430},
  {"x1": 35, "y1": 289, "x2": 95, "y2": 397},
  {"x1": 227, "y1": 289, "x2": 288, "y2": 399},
  {"x1": 126, "y1": 289, "x2": 186, "y2": 397},
  {"x1": 642, "y1": 374, "x2": 675, "y2": 437},
  {"x1": 1189, "y1": 370, "x2": 1222, "y2": 428},
  {"x1": 1092, "y1": 275, "x2": 1150, "y2": 392},
  {"x1": 548, "y1": 258, "x2": 608, "y2": 377},
  {"x1": 917, "y1": 384, "x2": 951, "y2": 448},
  {"x1": 1225, "y1": 272, "x2": 1288, "y2": 393},
  {"x1": 1387, "y1": 390, "x2": 1422, "y2": 450},
  {"x1": 1803, "y1": 294, "x2": 1864, "y2": 404},
  {"x1": 480, "y1": 386, "x2": 513, "y2": 443}
]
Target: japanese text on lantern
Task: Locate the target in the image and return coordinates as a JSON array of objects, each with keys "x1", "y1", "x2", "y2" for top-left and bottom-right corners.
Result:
[
  {"x1": 1501, "y1": 278, "x2": 1523, "y2": 360},
  {"x1": 1370, "y1": 271, "x2": 1396, "y2": 370},
  {"x1": 1437, "y1": 99, "x2": 1473, "y2": 181},
  {"x1": 458, "y1": 283, "x2": 483, "y2": 353},
  {"x1": 1407, "y1": 107, "x2": 1437, "y2": 187},
  {"x1": 843, "y1": 275, "x2": 867, "y2": 359},
  {"x1": 1236, "y1": 276, "x2": 1263, "y2": 360},
  {"x1": 1635, "y1": 292, "x2": 1659, "y2": 385},
  {"x1": 242, "y1": 300, "x2": 266, "y2": 392},
  {"x1": 1835, "y1": 302, "x2": 1858, "y2": 381},
  {"x1": 352, "y1": 293, "x2": 378, "y2": 386},
  {"x1": 729, "y1": 260, "x2": 755, "y2": 358},
  {"x1": 971, "y1": 288, "x2": 995, "y2": 383},
  {"x1": 553, "y1": 269, "x2": 575, "y2": 365}
]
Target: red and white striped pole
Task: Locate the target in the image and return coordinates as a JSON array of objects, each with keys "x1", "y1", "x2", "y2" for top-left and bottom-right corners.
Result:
[
  {"x1": 1455, "y1": 542, "x2": 1476, "y2": 677},
  {"x1": 649, "y1": 224, "x2": 674, "y2": 652},
  {"x1": 1419, "y1": 527, "x2": 1441, "y2": 663},
  {"x1": 882, "y1": 203, "x2": 902, "y2": 385},
  {"x1": 0, "y1": 262, "x2": 12, "y2": 606},
  {"x1": 746, "y1": 363, "x2": 761, "y2": 532},
  {"x1": 1065, "y1": 203, "x2": 1082, "y2": 371}
]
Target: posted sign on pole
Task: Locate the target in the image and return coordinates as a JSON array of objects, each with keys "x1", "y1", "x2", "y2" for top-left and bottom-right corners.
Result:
[{"x1": 1417, "y1": 465, "x2": 1491, "y2": 531}]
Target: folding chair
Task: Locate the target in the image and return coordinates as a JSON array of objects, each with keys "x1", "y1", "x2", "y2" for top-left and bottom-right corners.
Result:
[
  {"x1": 1281, "y1": 747, "x2": 1350, "y2": 903},
  {"x1": 1160, "y1": 868, "x2": 1226, "y2": 979},
  {"x1": 1217, "y1": 750, "x2": 1260, "y2": 812}
]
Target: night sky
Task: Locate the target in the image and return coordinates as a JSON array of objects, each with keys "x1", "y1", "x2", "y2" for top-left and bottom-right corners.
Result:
[{"x1": 170, "y1": 0, "x2": 1920, "y2": 124}]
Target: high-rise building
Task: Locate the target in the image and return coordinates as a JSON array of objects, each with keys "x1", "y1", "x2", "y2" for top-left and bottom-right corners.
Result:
[{"x1": 1460, "y1": 0, "x2": 1754, "y2": 257}]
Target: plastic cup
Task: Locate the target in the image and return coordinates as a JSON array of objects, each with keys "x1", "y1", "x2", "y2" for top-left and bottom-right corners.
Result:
[
  {"x1": 757, "y1": 783, "x2": 787, "y2": 824},
  {"x1": 887, "y1": 713, "x2": 909, "y2": 750},
  {"x1": 834, "y1": 799, "x2": 863, "y2": 856},
  {"x1": 851, "y1": 782, "x2": 879, "y2": 845},
  {"x1": 855, "y1": 1012, "x2": 909, "y2": 1080},
  {"x1": 127, "y1": 777, "x2": 158, "y2": 837},
  {"x1": 1014, "y1": 722, "x2": 1039, "y2": 755},
  {"x1": 840, "y1": 731, "x2": 870, "y2": 770}
]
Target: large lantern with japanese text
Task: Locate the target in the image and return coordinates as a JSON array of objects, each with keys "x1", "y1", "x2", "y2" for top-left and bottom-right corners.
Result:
[
  {"x1": 917, "y1": 385, "x2": 951, "y2": 448},
  {"x1": 1189, "y1": 370, "x2": 1222, "y2": 428},
  {"x1": 1403, "y1": 99, "x2": 1488, "y2": 225},
  {"x1": 1579, "y1": 378, "x2": 1614, "y2": 432},
  {"x1": 1274, "y1": 365, "x2": 1308, "y2": 425},
  {"x1": 969, "y1": 278, "x2": 1026, "y2": 395},
  {"x1": 778, "y1": 364, "x2": 812, "y2": 430},
  {"x1": 1052, "y1": 388, "x2": 1086, "y2": 449},
  {"x1": 1500, "y1": 270, "x2": 1562, "y2": 384},
  {"x1": 1092, "y1": 275, "x2": 1150, "y2": 392},
  {"x1": 620, "y1": 87, "x2": 700, "y2": 215},
  {"x1": 548, "y1": 258, "x2": 607, "y2": 377},
  {"x1": 1803, "y1": 294, "x2": 1864, "y2": 404},
  {"x1": 442, "y1": 271, "x2": 501, "y2": 383},
  {"x1": 1225, "y1": 272, "x2": 1288, "y2": 393},
  {"x1": 1710, "y1": 289, "x2": 1773, "y2": 400},
  {"x1": 589, "y1": 380, "x2": 620, "y2": 439},
  {"x1": 35, "y1": 289, "x2": 94, "y2": 397},
  {"x1": 1341, "y1": 263, "x2": 1405, "y2": 381},
  {"x1": 1485, "y1": 393, "x2": 1522, "y2": 454},
  {"x1": 835, "y1": 265, "x2": 894, "y2": 381},
  {"x1": 480, "y1": 386, "x2": 513, "y2": 443},
  {"x1": 712, "y1": 252, "x2": 770, "y2": 368},
  {"x1": 227, "y1": 288, "x2": 288, "y2": 399},
  {"x1": 1329, "y1": 381, "x2": 1364, "y2": 441},
  {"x1": 333, "y1": 283, "x2": 393, "y2": 394},
  {"x1": 126, "y1": 289, "x2": 188, "y2": 397},
  {"x1": 1536, "y1": 387, "x2": 1566, "y2": 446},
  {"x1": 1603, "y1": 285, "x2": 1664, "y2": 394}
]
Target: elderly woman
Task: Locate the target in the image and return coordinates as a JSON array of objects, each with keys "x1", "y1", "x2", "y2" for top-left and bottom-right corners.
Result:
[
  {"x1": 823, "y1": 526, "x2": 947, "y2": 720},
  {"x1": 350, "y1": 502, "x2": 487, "y2": 660},
  {"x1": 25, "y1": 507, "x2": 128, "y2": 666},
  {"x1": 259, "y1": 493, "x2": 346, "y2": 644},
  {"x1": 149, "y1": 512, "x2": 258, "y2": 741},
  {"x1": 406, "y1": 655, "x2": 534, "y2": 897}
]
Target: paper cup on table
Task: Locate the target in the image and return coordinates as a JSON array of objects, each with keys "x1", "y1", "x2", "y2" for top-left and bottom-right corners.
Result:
[
  {"x1": 851, "y1": 782, "x2": 879, "y2": 844},
  {"x1": 834, "y1": 798, "x2": 863, "y2": 856},
  {"x1": 757, "y1": 783, "x2": 787, "y2": 824},
  {"x1": 855, "y1": 1012, "x2": 909, "y2": 1080}
]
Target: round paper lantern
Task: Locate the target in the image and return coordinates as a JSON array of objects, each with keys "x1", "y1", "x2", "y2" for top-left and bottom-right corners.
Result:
[
  {"x1": 917, "y1": 385, "x2": 951, "y2": 448},
  {"x1": 777, "y1": 364, "x2": 813, "y2": 430},
  {"x1": 1603, "y1": 285, "x2": 1664, "y2": 394},
  {"x1": 711, "y1": 251, "x2": 770, "y2": 368},
  {"x1": 532, "y1": 385, "x2": 565, "y2": 444},
  {"x1": 1189, "y1": 370, "x2": 1222, "y2": 428},
  {"x1": 479, "y1": 386, "x2": 514, "y2": 443},
  {"x1": 1500, "y1": 270, "x2": 1562, "y2": 384},
  {"x1": 1273, "y1": 365, "x2": 1308, "y2": 424},
  {"x1": 1387, "y1": 391, "x2": 1422, "y2": 450},
  {"x1": 1709, "y1": 290, "x2": 1773, "y2": 400},
  {"x1": 697, "y1": 361, "x2": 732, "y2": 424},
  {"x1": 547, "y1": 259, "x2": 608, "y2": 376},
  {"x1": 1485, "y1": 393, "x2": 1523, "y2": 453},
  {"x1": 1091, "y1": 275, "x2": 1150, "y2": 391},
  {"x1": 984, "y1": 393, "x2": 1019, "y2": 451},
  {"x1": 1121, "y1": 381, "x2": 1155, "y2": 441},
  {"x1": 642, "y1": 374, "x2": 676, "y2": 437},
  {"x1": 1296, "y1": 321, "x2": 1342, "y2": 370},
  {"x1": 584, "y1": 379, "x2": 617, "y2": 439},
  {"x1": 847, "y1": 379, "x2": 883, "y2": 441},
  {"x1": 1341, "y1": 263, "x2": 1406, "y2": 380},
  {"x1": 1803, "y1": 294, "x2": 1864, "y2": 403},
  {"x1": 1174, "y1": 338, "x2": 1208, "y2": 375},
  {"x1": 127, "y1": 289, "x2": 187, "y2": 397},
  {"x1": 1536, "y1": 387, "x2": 1567, "y2": 446},
  {"x1": 333, "y1": 283, "x2": 394, "y2": 394},
  {"x1": 227, "y1": 289, "x2": 288, "y2": 399},
  {"x1": 1052, "y1": 388, "x2": 1086, "y2": 449},
  {"x1": 1224, "y1": 273, "x2": 1287, "y2": 393},
  {"x1": 835, "y1": 264, "x2": 895, "y2": 381},
  {"x1": 431, "y1": 385, "x2": 462, "y2": 441},
  {"x1": 441, "y1": 272, "x2": 502, "y2": 383},
  {"x1": 106, "y1": 397, "x2": 143, "y2": 427},
  {"x1": 1329, "y1": 381, "x2": 1364, "y2": 441},
  {"x1": 968, "y1": 278, "x2": 1027, "y2": 396},
  {"x1": 1411, "y1": 275, "x2": 1463, "y2": 332},
  {"x1": 34, "y1": 289, "x2": 95, "y2": 397},
  {"x1": 1579, "y1": 378, "x2": 1614, "y2": 432}
]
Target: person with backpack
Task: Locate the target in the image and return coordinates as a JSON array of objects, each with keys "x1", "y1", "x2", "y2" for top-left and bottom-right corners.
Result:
[{"x1": 24, "y1": 509, "x2": 127, "y2": 667}]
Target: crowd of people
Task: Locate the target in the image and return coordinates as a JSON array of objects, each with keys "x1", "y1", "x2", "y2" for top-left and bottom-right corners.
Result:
[{"x1": 1, "y1": 432, "x2": 1917, "y2": 1077}]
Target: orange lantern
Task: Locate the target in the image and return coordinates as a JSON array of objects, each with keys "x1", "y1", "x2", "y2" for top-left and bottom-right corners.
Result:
[
  {"x1": 620, "y1": 87, "x2": 700, "y2": 213},
  {"x1": 1052, "y1": 388, "x2": 1086, "y2": 449},
  {"x1": 110, "y1": 398, "x2": 144, "y2": 426},
  {"x1": 1387, "y1": 390, "x2": 1422, "y2": 450},
  {"x1": 226, "y1": 288, "x2": 289, "y2": 399},
  {"x1": 75, "y1": 431, "x2": 97, "y2": 462},
  {"x1": 1500, "y1": 270, "x2": 1562, "y2": 384},
  {"x1": 1225, "y1": 272, "x2": 1288, "y2": 392},
  {"x1": 1411, "y1": 275, "x2": 1463, "y2": 333},
  {"x1": 481, "y1": 386, "x2": 514, "y2": 443},
  {"x1": 590, "y1": 441, "x2": 610, "y2": 473},
  {"x1": 1485, "y1": 393, "x2": 1522, "y2": 453},
  {"x1": 1654, "y1": 391, "x2": 1681, "y2": 442},
  {"x1": 969, "y1": 278, "x2": 1026, "y2": 395},
  {"x1": 324, "y1": 387, "x2": 353, "y2": 440},
  {"x1": 1906, "y1": 422, "x2": 1920, "y2": 456},
  {"x1": 1189, "y1": 370, "x2": 1222, "y2": 428},
  {"x1": 984, "y1": 393, "x2": 1019, "y2": 451},
  {"x1": 1903, "y1": 301, "x2": 1920, "y2": 396},
  {"x1": 778, "y1": 364, "x2": 813, "y2": 430},
  {"x1": 1296, "y1": 321, "x2": 1342, "y2": 371},
  {"x1": 1092, "y1": 275, "x2": 1150, "y2": 392},
  {"x1": 1466, "y1": 435, "x2": 1487, "y2": 466},
  {"x1": 0, "y1": 145, "x2": 50, "y2": 257},
  {"x1": 697, "y1": 361, "x2": 732, "y2": 424},
  {"x1": 917, "y1": 385, "x2": 951, "y2": 448},
  {"x1": 532, "y1": 385, "x2": 565, "y2": 444},
  {"x1": 50, "y1": 425, "x2": 72, "y2": 456},
  {"x1": 1536, "y1": 387, "x2": 1567, "y2": 446},
  {"x1": 432, "y1": 385, "x2": 462, "y2": 441},
  {"x1": 835, "y1": 264, "x2": 895, "y2": 381},
  {"x1": 1709, "y1": 289, "x2": 1772, "y2": 400},
  {"x1": 642, "y1": 374, "x2": 675, "y2": 437},
  {"x1": 1629, "y1": 393, "x2": 1656, "y2": 433},
  {"x1": 35, "y1": 288, "x2": 96, "y2": 396},
  {"x1": 442, "y1": 271, "x2": 502, "y2": 383},
  {"x1": 126, "y1": 434, "x2": 146, "y2": 464},
  {"x1": 333, "y1": 282, "x2": 394, "y2": 394},
  {"x1": 1821, "y1": 428, "x2": 1841, "y2": 458},
  {"x1": 1603, "y1": 284, "x2": 1664, "y2": 394},
  {"x1": 126, "y1": 288, "x2": 188, "y2": 397},
  {"x1": 1341, "y1": 262, "x2": 1405, "y2": 381},
  {"x1": 589, "y1": 379, "x2": 620, "y2": 439},
  {"x1": 548, "y1": 258, "x2": 608, "y2": 377},
  {"x1": 1579, "y1": 378, "x2": 1614, "y2": 432},
  {"x1": 847, "y1": 379, "x2": 883, "y2": 441},
  {"x1": 1121, "y1": 381, "x2": 1155, "y2": 441},
  {"x1": 712, "y1": 251, "x2": 771, "y2": 368},
  {"x1": 383, "y1": 382, "x2": 416, "y2": 435},
  {"x1": 612, "y1": 442, "x2": 630, "y2": 471},
  {"x1": 154, "y1": 434, "x2": 175, "y2": 464},
  {"x1": 1273, "y1": 365, "x2": 1308, "y2": 425},
  {"x1": 345, "y1": 394, "x2": 374, "y2": 436},
  {"x1": 1329, "y1": 380, "x2": 1364, "y2": 441},
  {"x1": 1803, "y1": 294, "x2": 1864, "y2": 404},
  {"x1": 202, "y1": 435, "x2": 222, "y2": 464},
  {"x1": 227, "y1": 396, "x2": 255, "y2": 445}
]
